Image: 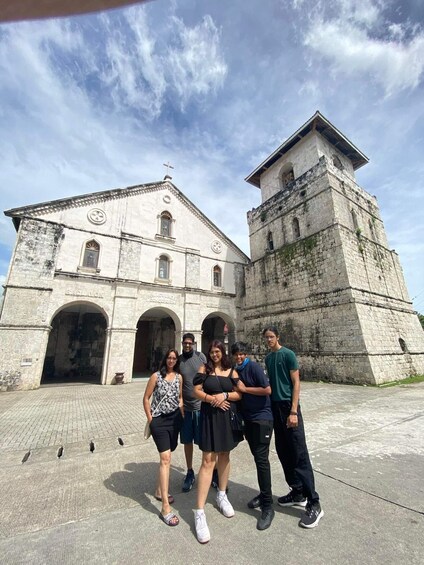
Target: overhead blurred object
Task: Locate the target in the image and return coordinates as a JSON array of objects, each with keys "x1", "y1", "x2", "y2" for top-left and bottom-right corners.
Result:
[{"x1": 0, "y1": 0, "x2": 151, "y2": 22}]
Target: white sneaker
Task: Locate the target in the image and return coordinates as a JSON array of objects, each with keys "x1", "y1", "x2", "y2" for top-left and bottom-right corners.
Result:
[
  {"x1": 216, "y1": 492, "x2": 235, "y2": 518},
  {"x1": 194, "y1": 510, "x2": 210, "y2": 543}
]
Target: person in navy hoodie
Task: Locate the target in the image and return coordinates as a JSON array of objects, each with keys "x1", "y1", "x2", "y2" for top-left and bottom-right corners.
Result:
[{"x1": 231, "y1": 341, "x2": 275, "y2": 530}]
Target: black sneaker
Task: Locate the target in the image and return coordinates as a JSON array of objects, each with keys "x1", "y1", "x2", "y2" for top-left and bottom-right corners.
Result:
[
  {"x1": 257, "y1": 507, "x2": 275, "y2": 531},
  {"x1": 211, "y1": 469, "x2": 219, "y2": 489},
  {"x1": 278, "y1": 491, "x2": 307, "y2": 507},
  {"x1": 299, "y1": 502, "x2": 324, "y2": 528},
  {"x1": 182, "y1": 469, "x2": 195, "y2": 492},
  {"x1": 247, "y1": 495, "x2": 261, "y2": 509}
]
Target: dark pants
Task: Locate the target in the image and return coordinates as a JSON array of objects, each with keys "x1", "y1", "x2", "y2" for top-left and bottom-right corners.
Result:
[
  {"x1": 272, "y1": 401, "x2": 319, "y2": 504},
  {"x1": 244, "y1": 419, "x2": 273, "y2": 509}
]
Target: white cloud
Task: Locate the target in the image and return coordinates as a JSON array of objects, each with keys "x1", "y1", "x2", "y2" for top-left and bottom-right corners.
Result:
[
  {"x1": 166, "y1": 15, "x2": 227, "y2": 109},
  {"x1": 100, "y1": 9, "x2": 167, "y2": 118},
  {"x1": 293, "y1": 0, "x2": 424, "y2": 96},
  {"x1": 304, "y1": 20, "x2": 424, "y2": 96}
]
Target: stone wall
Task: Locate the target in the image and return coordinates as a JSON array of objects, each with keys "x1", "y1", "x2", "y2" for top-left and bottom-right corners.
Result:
[{"x1": 244, "y1": 149, "x2": 424, "y2": 384}]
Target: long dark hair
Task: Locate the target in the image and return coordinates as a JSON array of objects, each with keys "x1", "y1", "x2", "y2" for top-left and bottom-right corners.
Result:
[
  {"x1": 159, "y1": 349, "x2": 180, "y2": 376},
  {"x1": 205, "y1": 340, "x2": 232, "y2": 374}
]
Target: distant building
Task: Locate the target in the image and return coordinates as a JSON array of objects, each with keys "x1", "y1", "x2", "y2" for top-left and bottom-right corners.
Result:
[{"x1": 1, "y1": 111, "x2": 423, "y2": 390}]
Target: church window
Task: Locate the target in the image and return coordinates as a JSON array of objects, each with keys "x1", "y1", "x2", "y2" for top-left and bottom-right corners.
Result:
[
  {"x1": 279, "y1": 163, "x2": 295, "y2": 189},
  {"x1": 267, "y1": 232, "x2": 274, "y2": 251},
  {"x1": 158, "y1": 255, "x2": 170, "y2": 280},
  {"x1": 213, "y1": 265, "x2": 222, "y2": 287},
  {"x1": 282, "y1": 168, "x2": 295, "y2": 188},
  {"x1": 160, "y1": 211, "x2": 172, "y2": 237},
  {"x1": 333, "y1": 154, "x2": 343, "y2": 170},
  {"x1": 83, "y1": 240, "x2": 100, "y2": 269},
  {"x1": 292, "y1": 217, "x2": 300, "y2": 239}
]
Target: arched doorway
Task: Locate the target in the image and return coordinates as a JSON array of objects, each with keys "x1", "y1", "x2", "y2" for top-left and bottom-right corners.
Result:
[
  {"x1": 132, "y1": 308, "x2": 180, "y2": 378},
  {"x1": 201, "y1": 312, "x2": 236, "y2": 354},
  {"x1": 41, "y1": 302, "x2": 107, "y2": 384}
]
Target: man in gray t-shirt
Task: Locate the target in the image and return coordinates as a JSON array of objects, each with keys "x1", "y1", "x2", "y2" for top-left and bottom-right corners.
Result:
[{"x1": 179, "y1": 333, "x2": 206, "y2": 492}]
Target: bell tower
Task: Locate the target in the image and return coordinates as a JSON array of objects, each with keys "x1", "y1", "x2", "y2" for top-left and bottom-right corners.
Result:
[{"x1": 243, "y1": 111, "x2": 424, "y2": 384}]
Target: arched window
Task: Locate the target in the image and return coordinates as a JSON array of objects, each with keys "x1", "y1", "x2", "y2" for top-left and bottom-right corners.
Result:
[
  {"x1": 158, "y1": 255, "x2": 169, "y2": 279},
  {"x1": 213, "y1": 265, "x2": 222, "y2": 287},
  {"x1": 267, "y1": 232, "x2": 274, "y2": 251},
  {"x1": 160, "y1": 211, "x2": 172, "y2": 237},
  {"x1": 292, "y1": 217, "x2": 300, "y2": 239},
  {"x1": 333, "y1": 154, "x2": 343, "y2": 170},
  {"x1": 280, "y1": 163, "x2": 295, "y2": 189},
  {"x1": 282, "y1": 168, "x2": 294, "y2": 188},
  {"x1": 399, "y1": 338, "x2": 407, "y2": 353},
  {"x1": 83, "y1": 240, "x2": 100, "y2": 269}
]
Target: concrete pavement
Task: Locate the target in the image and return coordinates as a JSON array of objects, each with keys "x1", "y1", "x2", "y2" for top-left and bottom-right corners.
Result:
[{"x1": 0, "y1": 380, "x2": 423, "y2": 564}]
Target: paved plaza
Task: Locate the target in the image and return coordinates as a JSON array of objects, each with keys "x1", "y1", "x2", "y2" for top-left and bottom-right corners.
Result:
[{"x1": 0, "y1": 380, "x2": 423, "y2": 564}]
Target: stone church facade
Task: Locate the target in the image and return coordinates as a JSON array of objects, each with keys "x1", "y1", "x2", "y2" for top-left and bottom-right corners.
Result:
[
  {"x1": 1, "y1": 111, "x2": 423, "y2": 390},
  {"x1": 0, "y1": 179, "x2": 248, "y2": 389}
]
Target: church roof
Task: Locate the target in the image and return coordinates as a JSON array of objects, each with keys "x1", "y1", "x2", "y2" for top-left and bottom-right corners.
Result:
[
  {"x1": 245, "y1": 111, "x2": 369, "y2": 188},
  {"x1": 4, "y1": 179, "x2": 249, "y2": 262}
]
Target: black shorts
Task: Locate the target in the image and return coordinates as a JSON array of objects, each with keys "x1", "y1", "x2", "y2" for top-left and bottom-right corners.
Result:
[{"x1": 150, "y1": 409, "x2": 183, "y2": 453}]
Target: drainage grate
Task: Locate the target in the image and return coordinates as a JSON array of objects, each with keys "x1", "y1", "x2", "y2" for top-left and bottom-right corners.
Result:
[{"x1": 22, "y1": 450, "x2": 31, "y2": 464}]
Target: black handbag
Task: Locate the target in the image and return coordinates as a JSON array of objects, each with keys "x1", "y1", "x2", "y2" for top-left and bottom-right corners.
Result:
[
  {"x1": 214, "y1": 369, "x2": 244, "y2": 434},
  {"x1": 229, "y1": 406, "x2": 244, "y2": 433}
]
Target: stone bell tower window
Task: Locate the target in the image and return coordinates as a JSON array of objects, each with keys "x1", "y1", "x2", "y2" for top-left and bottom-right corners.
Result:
[
  {"x1": 333, "y1": 154, "x2": 343, "y2": 170},
  {"x1": 267, "y1": 232, "x2": 274, "y2": 251},
  {"x1": 292, "y1": 217, "x2": 300, "y2": 239}
]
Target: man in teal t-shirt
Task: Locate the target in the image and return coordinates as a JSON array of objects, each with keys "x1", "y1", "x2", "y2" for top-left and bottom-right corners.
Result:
[{"x1": 263, "y1": 325, "x2": 323, "y2": 529}]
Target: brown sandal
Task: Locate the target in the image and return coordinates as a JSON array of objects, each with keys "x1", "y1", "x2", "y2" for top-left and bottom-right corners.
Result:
[
  {"x1": 154, "y1": 494, "x2": 175, "y2": 504},
  {"x1": 161, "y1": 512, "x2": 179, "y2": 526}
]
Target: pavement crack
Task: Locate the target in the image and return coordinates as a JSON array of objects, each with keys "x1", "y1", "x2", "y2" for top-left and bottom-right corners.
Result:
[{"x1": 314, "y1": 468, "x2": 424, "y2": 516}]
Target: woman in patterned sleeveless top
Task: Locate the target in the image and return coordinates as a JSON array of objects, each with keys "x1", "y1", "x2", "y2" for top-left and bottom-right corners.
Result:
[{"x1": 143, "y1": 349, "x2": 183, "y2": 526}]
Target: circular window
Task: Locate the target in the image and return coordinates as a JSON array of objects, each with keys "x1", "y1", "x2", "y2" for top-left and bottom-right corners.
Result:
[
  {"x1": 87, "y1": 208, "x2": 107, "y2": 225},
  {"x1": 211, "y1": 240, "x2": 222, "y2": 254}
]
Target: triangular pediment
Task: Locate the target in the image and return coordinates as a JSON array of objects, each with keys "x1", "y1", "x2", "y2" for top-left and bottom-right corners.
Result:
[{"x1": 5, "y1": 180, "x2": 249, "y2": 262}]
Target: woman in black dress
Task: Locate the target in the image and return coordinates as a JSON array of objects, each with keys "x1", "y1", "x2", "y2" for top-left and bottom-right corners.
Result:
[{"x1": 192, "y1": 340, "x2": 242, "y2": 543}]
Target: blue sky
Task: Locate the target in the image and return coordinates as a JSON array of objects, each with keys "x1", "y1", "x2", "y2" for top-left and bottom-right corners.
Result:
[{"x1": 0, "y1": 0, "x2": 423, "y2": 311}]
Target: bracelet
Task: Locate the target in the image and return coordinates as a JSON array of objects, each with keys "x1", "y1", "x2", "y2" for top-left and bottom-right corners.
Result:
[
  {"x1": 224, "y1": 392, "x2": 229, "y2": 401},
  {"x1": 290, "y1": 411, "x2": 298, "y2": 416}
]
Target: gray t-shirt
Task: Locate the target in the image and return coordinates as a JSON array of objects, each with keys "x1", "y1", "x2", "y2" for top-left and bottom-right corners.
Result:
[{"x1": 179, "y1": 351, "x2": 207, "y2": 411}]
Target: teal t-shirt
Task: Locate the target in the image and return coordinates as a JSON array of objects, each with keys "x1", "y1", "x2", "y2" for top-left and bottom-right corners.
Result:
[{"x1": 265, "y1": 347, "x2": 299, "y2": 401}]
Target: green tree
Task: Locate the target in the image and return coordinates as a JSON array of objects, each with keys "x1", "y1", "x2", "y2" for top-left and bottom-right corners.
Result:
[{"x1": 418, "y1": 313, "x2": 424, "y2": 330}]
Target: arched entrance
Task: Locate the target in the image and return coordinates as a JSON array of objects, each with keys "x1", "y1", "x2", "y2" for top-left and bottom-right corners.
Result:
[
  {"x1": 132, "y1": 308, "x2": 180, "y2": 378},
  {"x1": 41, "y1": 302, "x2": 107, "y2": 384},
  {"x1": 201, "y1": 312, "x2": 236, "y2": 354}
]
